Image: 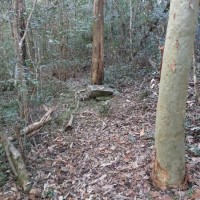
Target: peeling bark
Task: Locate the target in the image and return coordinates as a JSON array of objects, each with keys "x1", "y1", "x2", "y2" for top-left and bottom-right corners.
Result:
[{"x1": 91, "y1": 0, "x2": 104, "y2": 85}]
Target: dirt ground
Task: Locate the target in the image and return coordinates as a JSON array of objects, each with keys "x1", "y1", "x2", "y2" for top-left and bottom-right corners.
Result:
[{"x1": 0, "y1": 67, "x2": 200, "y2": 200}]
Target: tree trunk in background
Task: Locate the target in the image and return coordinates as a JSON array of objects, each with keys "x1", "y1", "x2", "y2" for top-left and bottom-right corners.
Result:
[
  {"x1": 19, "y1": 0, "x2": 27, "y2": 67},
  {"x1": 12, "y1": 0, "x2": 28, "y2": 119},
  {"x1": 129, "y1": 0, "x2": 133, "y2": 62},
  {"x1": 151, "y1": 0, "x2": 199, "y2": 189},
  {"x1": 91, "y1": 0, "x2": 104, "y2": 85}
]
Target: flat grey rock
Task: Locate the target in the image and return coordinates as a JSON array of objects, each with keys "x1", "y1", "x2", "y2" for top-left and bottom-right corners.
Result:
[{"x1": 87, "y1": 85, "x2": 119, "y2": 98}]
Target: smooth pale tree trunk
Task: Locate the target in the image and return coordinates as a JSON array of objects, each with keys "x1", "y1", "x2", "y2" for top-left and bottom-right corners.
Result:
[
  {"x1": 152, "y1": 0, "x2": 199, "y2": 189},
  {"x1": 91, "y1": 0, "x2": 104, "y2": 85}
]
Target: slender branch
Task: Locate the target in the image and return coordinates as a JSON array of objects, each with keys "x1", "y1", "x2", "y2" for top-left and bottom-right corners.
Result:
[
  {"x1": 19, "y1": 0, "x2": 37, "y2": 48},
  {"x1": 22, "y1": 106, "x2": 55, "y2": 135}
]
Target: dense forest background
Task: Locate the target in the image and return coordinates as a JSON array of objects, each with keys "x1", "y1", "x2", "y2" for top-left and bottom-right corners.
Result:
[
  {"x1": 0, "y1": 0, "x2": 174, "y2": 129},
  {"x1": 1, "y1": 0, "x2": 199, "y2": 87},
  {"x1": 0, "y1": 0, "x2": 200, "y2": 119},
  {"x1": 0, "y1": 0, "x2": 200, "y2": 199},
  {"x1": 0, "y1": 0, "x2": 170, "y2": 81}
]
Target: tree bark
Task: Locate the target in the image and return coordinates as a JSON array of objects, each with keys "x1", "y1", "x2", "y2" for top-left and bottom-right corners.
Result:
[
  {"x1": 91, "y1": 0, "x2": 104, "y2": 85},
  {"x1": 151, "y1": 0, "x2": 199, "y2": 189},
  {"x1": 12, "y1": 0, "x2": 37, "y2": 119},
  {"x1": 12, "y1": 0, "x2": 28, "y2": 119},
  {"x1": 129, "y1": 0, "x2": 134, "y2": 62},
  {"x1": 1, "y1": 132, "x2": 31, "y2": 192},
  {"x1": 19, "y1": 0, "x2": 27, "y2": 67},
  {"x1": 193, "y1": 52, "x2": 200, "y2": 103}
]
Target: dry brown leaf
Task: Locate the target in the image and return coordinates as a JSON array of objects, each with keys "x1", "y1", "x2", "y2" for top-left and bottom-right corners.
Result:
[
  {"x1": 29, "y1": 188, "x2": 42, "y2": 197},
  {"x1": 132, "y1": 160, "x2": 138, "y2": 169},
  {"x1": 140, "y1": 128, "x2": 145, "y2": 136},
  {"x1": 160, "y1": 195, "x2": 173, "y2": 200},
  {"x1": 150, "y1": 191, "x2": 160, "y2": 198},
  {"x1": 98, "y1": 147, "x2": 106, "y2": 151},
  {"x1": 191, "y1": 189, "x2": 200, "y2": 200},
  {"x1": 123, "y1": 157, "x2": 130, "y2": 163},
  {"x1": 194, "y1": 178, "x2": 200, "y2": 186}
]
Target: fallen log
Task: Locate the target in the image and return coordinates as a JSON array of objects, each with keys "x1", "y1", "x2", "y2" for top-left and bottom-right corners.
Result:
[
  {"x1": 0, "y1": 106, "x2": 55, "y2": 192},
  {"x1": 1, "y1": 132, "x2": 31, "y2": 192}
]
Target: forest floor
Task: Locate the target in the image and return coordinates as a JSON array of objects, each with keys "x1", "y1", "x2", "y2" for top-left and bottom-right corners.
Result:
[{"x1": 0, "y1": 65, "x2": 200, "y2": 200}]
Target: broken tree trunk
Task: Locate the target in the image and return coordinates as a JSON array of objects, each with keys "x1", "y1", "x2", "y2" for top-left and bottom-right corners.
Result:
[
  {"x1": 1, "y1": 132, "x2": 31, "y2": 192},
  {"x1": 0, "y1": 106, "x2": 55, "y2": 192}
]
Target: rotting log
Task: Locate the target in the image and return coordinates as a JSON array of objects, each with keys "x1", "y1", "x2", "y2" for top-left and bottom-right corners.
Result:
[
  {"x1": 1, "y1": 132, "x2": 31, "y2": 192},
  {"x1": 0, "y1": 106, "x2": 55, "y2": 192}
]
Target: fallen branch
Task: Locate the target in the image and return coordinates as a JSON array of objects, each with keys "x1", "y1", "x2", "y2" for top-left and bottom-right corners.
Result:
[
  {"x1": 1, "y1": 132, "x2": 31, "y2": 192},
  {"x1": 19, "y1": 0, "x2": 37, "y2": 49},
  {"x1": 63, "y1": 114, "x2": 74, "y2": 131},
  {"x1": 22, "y1": 106, "x2": 55, "y2": 136}
]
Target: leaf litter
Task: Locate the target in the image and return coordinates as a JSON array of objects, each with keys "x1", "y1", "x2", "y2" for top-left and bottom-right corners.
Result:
[{"x1": 0, "y1": 69, "x2": 200, "y2": 200}]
